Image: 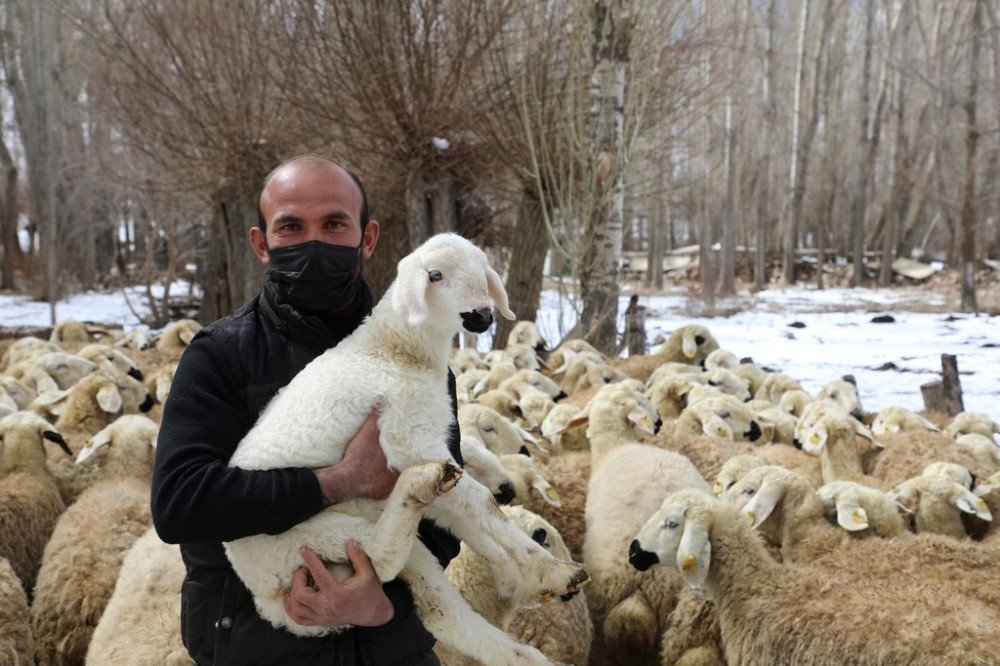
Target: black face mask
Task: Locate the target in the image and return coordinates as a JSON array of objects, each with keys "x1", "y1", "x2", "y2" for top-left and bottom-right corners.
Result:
[{"x1": 264, "y1": 239, "x2": 363, "y2": 313}]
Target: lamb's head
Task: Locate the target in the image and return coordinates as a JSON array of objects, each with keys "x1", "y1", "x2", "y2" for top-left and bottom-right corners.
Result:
[
  {"x1": 507, "y1": 321, "x2": 547, "y2": 353},
  {"x1": 461, "y1": 434, "x2": 516, "y2": 504},
  {"x1": 628, "y1": 489, "x2": 715, "y2": 587},
  {"x1": 0, "y1": 411, "x2": 72, "y2": 474},
  {"x1": 713, "y1": 454, "x2": 766, "y2": 495},
  {"x1": 391, "y1": 233, "x2": 515, "y2": 331},
  {"x1": 723, "y1": 465, "x2": 818, "y2": 545}
]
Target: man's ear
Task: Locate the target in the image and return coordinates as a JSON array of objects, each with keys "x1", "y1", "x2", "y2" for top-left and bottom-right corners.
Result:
[
  {"x1": 249, "y1": 227, "x2": 270, "y2": 265},
  {"x1": 361, "y1": 220, "x2": 380, "y2": 261}
]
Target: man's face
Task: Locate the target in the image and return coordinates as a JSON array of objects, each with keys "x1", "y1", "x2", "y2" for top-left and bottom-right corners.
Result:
[{"x1": 249, "y1": 161, "x2": 379, "y2": 266}]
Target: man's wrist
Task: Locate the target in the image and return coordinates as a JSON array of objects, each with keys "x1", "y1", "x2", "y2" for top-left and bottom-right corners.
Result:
[{"x1": 314, "y1": 464, "x2": 353, "y2": 507}]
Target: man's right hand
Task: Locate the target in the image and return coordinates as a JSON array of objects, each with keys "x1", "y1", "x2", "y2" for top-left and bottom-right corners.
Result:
[{"x1": 314, "y1": 409, "x2": 399, "y2": 506}]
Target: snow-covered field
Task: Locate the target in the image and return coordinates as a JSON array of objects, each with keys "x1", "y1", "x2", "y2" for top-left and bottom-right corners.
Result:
[{"x1": 2, "y1": 284, "x2": 996, "y2": 415}]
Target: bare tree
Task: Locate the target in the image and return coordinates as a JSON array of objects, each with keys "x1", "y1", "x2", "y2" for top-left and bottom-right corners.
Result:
[
  {"x1": 960, "y1": 0, "x2": 982, "y2": 312},
  {"x1": 755, "y1": 0, "x2": 777, "y2": 289}
]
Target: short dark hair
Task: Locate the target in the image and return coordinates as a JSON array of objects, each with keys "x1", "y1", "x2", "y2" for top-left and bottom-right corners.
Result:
[{"x1": 256, "y1": 154, "x2": 370, "y2": 233}]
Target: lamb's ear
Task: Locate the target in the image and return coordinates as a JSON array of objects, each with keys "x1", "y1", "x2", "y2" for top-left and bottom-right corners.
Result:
[
  {"x1": 32, "y1": 389, "x2": 70, "y2": 417},
  {"x1": 532, "y1": 476, "x2": 561, "y2": 507},
  {"x1": 77, "y1": 430, "x2": 112, "y2": 463},
  {"x1": 96, "y1": 384, "x2": 123, "y2": 414},
  {"x1": 0, "y1": 390, "x2": 17, "y2": 415},
  {"x1": 179, "y1": 328, "x2": 196, "y2": 345},
  {"x1": 954, "y1": 489, "x2": 993, "y2": 521},
  {"x1": 485, "y1": 265, "x2": 515, "y2": 320},
  {"x1": 677, "y1": 519, "x2": 710, "y2": 587},
  {"x1": 854, "y1": 421, "x2": 880, "y2": 448},
  {"x1": 681, "y1": 331, "x2": 698, "y2": 360},
  {"x1": 742, "y1": 479, "x2": 782, "y2": 529},
  {"x1": 33, "y1": 371, "x2": 59, "y2": 394},
  {"x1": 834, "y1": 501, "x2": 870, "y2": 532},
  {"x1": 801, "y1": 423, "x2": 829, "y2": 455},
  {"x1": 701, "y1": 414, "x2": 734, "y2": 441},
  {"x1": 391, "y1": 255, "x2": 429, "y2": 326},
  {"x1": 557, "y1": 407, "x2": 589, "y2": 435},
  {"x1": 155, "y1": 378, "x2": 171, "y2": 404}
]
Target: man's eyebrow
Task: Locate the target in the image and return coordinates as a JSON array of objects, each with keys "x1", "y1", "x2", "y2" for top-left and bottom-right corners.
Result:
[
  {"x1": 273, "y1": 213, "x2": 304, "y2": 226},
  {"x1": 322, "y1": 210, "x2": 352, "y2": 221}
]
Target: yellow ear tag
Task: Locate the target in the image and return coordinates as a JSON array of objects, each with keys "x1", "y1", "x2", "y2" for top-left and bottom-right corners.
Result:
[
  {"x1": 680, "y1": 555, "x2": 698, "y2": 573},
  {"x1": 851, "y1": 509, "x2": 865, "y2": 523},
  {"x1": 810, "y1": 433, "x2": 820, "y2": 444},
  {"x1": 712, "y1": 482, "x2": 724, "y2": 495},
  {"x1": 745, "y1": 510, "x2": 756, "y2": 525},
  {"x1": 717, "y1": 428, "x2": 728, "y2": 437},
  {"x1": 545, "y1": 487, "x2": 560, "y2": 501},
  {"x1": 977, "y1": 499, "x2": 988, "y2": 512}
]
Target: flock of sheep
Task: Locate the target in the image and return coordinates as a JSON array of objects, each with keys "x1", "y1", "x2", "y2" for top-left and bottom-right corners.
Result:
[{"x1": 1, "y1": 311, "x2": 998, "y2": 665}]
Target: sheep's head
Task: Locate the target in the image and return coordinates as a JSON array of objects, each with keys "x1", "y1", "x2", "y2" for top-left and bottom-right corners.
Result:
[
  {"x1": 458, "y1": 403, "x2": 536, "y2": 456},
  {"x1": 391, "y1": 233, "x2": 515, "y2": 331},
  {"x1": 77, "y1": 414, "x2": 159, "y2": 476},
  {"x1": 0, "y1": 411, "x2": 71, "y2": 473},
  {"x1": 32, "y1": 352, "x2": 99, "y2": 391},
  {"x1": 687, "y1": 395, "x2": 761, "y2": 442},
  {"x1": 628, "y1": 489, "x2": 715, "y2": 588},
  {"x1": 943, "y1": 411, "x2": 1000, "y2": 440},
  {"x1": 723, "y1": 465, "x2": 816, "y2": 545},
  {"x1": 778, "y1": 389, "x2": 814, "y2": 418},
  {"x1": 705, "y1": 368, "x2": 751, "y2": 402},
  {"x1": 78, "y1": 344, "x2": 143, "y2": 381},
  {"x1": 507, "y1": 321, "x2": 547, "y2": 353},
  {"x1": 818, "y1": 379, "x2": 863, "y2": 419},
  {"x1": 704, "y1": 348, "x2": 739, "y2": 371},
  {"x1": 591, "y1": 382, "x2": 662, "y2": 437},
  {"x1": 460, "y1": 435, "x2": 516, "y2": 504},
  {"x1": 500, "y1": 453, "x2": 561, "y2": 507},
  {"x1": 713, "y1": 454, "x2": 766, "y2": 495},
  {"x1": 664, "y1": 325, "x2": 719, "y2": 366},
  {"x1": 889, "y1": 472, "x2": 993, "y2": 530}
]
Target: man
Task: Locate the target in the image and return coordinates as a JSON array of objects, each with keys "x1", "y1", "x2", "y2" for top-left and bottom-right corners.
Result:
[{"x1": 152, "y1": 155, "x2": 462, "y2": 665}]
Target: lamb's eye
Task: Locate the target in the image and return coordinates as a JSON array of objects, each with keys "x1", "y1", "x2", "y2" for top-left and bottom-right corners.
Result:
[
  {"x1": 481, "y1": 424, "x2": 495, "y2": 433},
  {"x1": 695, "y1": 335, "x2": 706, "y2": 345},
  {"x1": 708, "y1": 380, "x2": 719, "y2": 387},
  {"x1": 719, "y1": 411, "x2": 730, "y2": 419},
  {"x1": 428, "y1": 270, "x2": 443, "y2": 282},
  {"x1": 665, "y1": 519, "x2": 679, "y2": 529},
  {"x1": 742, "y1": 487, "x2": 756, "y2": 496}
]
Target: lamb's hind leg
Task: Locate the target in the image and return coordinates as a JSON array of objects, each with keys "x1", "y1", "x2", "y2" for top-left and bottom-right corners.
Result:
[
  {"x1": 424, "y1": 476, "x2": 588, "y2": 604},
  {"x1": 359, "y1": 459, "x2": 462, "y2": 582},
  {"x1": 403, "y1": 541, "x2": 552, "y2": 666}
]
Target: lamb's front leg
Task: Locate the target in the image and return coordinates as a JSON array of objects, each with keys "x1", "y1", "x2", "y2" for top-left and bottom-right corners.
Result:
[{"x1": 424, "y1": 476, "x2": 588, "y2": 603}]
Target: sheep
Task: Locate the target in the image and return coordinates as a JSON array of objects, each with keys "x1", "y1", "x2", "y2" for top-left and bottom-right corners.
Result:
[
  {"x1": 734, "y1": 361, "x2": 768, "y2": 397},
  {"x1": 712, "y1": 454, "x2": 765, "y2": 495},
  {"x1": 146, "y1": 361, "x2": 178, "y2": 405},
  {"x1": 112, "y1": 328, "x2": 154, "y2": 351},
  {"x1": 0, "y1": 556, "x2": 33, "y2": 663},
  {"x1": 814, "y1": 481, "x2": 908, "y2": 537},
  {"x1": 472, "y1": 388, "x2": 525, "y2": 424},
  {"x1": 817, "y1": 379, "x2": 863, "y2": 419},
  {"x1": 452, "y1": 347, "x2": 488, "y2": 374},
  {"x1": 1, "y1": 336, "x2": 62, "y2": 370},
  {"x1": 777, "y1": 389, "x2": 813, "y2": 418},
  {"x1": 546, "y1": 339, "x2": 603, "y2": 376},
  {"x1": 439, "y1": 507, "x2": 592, "y2": 666},
  {"x1": 505, "y1": 343, "x2": 543, "y2": 372},
  {"x1": 674, "y1": 395, "x2": 763, "y2": 443},
  {"x1": 955, "y1": 433, "x2": 1000, "y2": 469},
  {"x1": 8, "y1": 351, "x2": 99, "y2": 392},
  {"x1": 703, "y1": 349, "x2": 739, "y2": 371},
  {"x1": 460, "y1": 434, "x2": 516, "y2": 504},
  {"x1": 704, "y1": 367, "x2": 750, "y2": 402},
  {"x1": 870, "y1": 430, "x2": 993, "y2": 488},
  {"x1": 0, "y1": 376, "x2": 36, "y2": 414},
  {"x1": 613, "y1": 325, "x2": 720, "y2": 382},
  {"x1": 506, "y1": 321, "x2": 547, "y2": 352},
  {"x1": 35, "y1": 369, "x2": 154, "y2": 435},
  {"x1": 753, "y1": 405, "x2": 798, "y2": 445},
  {"x1": 0, "y1": 412, "x2": 70, "y2": 595},
  {"x1": 499, "y1": 369, "x2": 566, "y2": 404},
  {"x1": 155, "y1": 318, "x2": 202, "y2": 352},
  {"x1": 564, "y1": 359, "x2": 629, "y2": 395},
  {"x1": 645, "y1": 361, "x2": 704, "y2": 389},
  {"x1": 871, "y1": 406, "x2": 940, "y2": 439},
  {"x1": 517, "y1": 391, "x2": 556, "y2": 431},
  {"x1": 472, "y1": 361, "x2": 518, "y2": 395},
  {"x1": 753, "y1": 372, "x2": 803, "y2": 404},
  {"x1": 500, "y1": 453, "x2": 562, "y2": 510},
  {"x1": 31, "y1": 418, "x2": 158, "y2": 665},
  {"x1": 943, "y1": 411, "x2": 1000, "y2": 440},
  {"x1": 540, "y1": 404, "x2": 588, "y2": 453},
  {"x1": 76, "y1": 343, "x2": 144, "y2": 381},
  {"x1": 888, "y1": 466, "x2": 992, "y2": 539},
  {"x1": 222, "y1": 234, "x2": 585, "y2": 664},
  {"x1": 645, "y1": 372, "x2": 704, "y2": 419},
  {"x1": 85, "y1": 527, "x2": 191, "y2": 665},
  {"x1": 795, "y1": 401, "x2": 881, "y2": 485},
  {"x1": 628, "y1": 489, "x2": 1000, "y2": 665},
  {"x1": 455, "y1": 368, "x2": 489, "y2": 402},
  {"x1": 582, "y1": 382, "x2": 708, "y2": 664},
  {"x1": 459, "y1": 403, "x2": 537, "y2": 457}
]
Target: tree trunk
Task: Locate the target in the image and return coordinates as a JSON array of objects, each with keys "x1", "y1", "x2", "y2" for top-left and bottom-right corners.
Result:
[
  {"x1": 880, "y1": 3, "x2": 911, "y2": 286},
  {"x1": 783, "y1": 0, "x2": 811, "y2": 285},
  {"x1": 719, "y1": 0, "x2": 741, "y2": 296},
  {"x1": 578, "y1": 0, "x2": 629, "y2": 354},
  {"x1": 405, "y1": 166, "x2": 431, "y2": 253},
  {"x1": 852, "y1": 0, "x2": 875, "y2": 286},
  {"x1": 493, "y1": 194, "x2": 548, "y2": 349},
  {"x1": 198, "y1": 187, "x2": 261, "y2": 323},
  {"x1": 0, "y1": 135, "x2": 20, "y2": 290},
  {"x1": 960, "y1": 0, "x2": 981, "y2": 313},
  {"x1": 756, "y1": 0, "x2": 777, "y2": 290}
]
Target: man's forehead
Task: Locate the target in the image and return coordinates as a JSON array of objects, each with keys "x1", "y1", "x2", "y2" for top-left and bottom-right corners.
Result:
[{"x1": 261, "y1": 161, "x2": 362, "y2": 217}]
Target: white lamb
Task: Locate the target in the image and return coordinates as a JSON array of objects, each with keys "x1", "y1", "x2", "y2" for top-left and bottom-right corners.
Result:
[{"x1": 224, "y1": 234, "x2": 587, "y2": 666}]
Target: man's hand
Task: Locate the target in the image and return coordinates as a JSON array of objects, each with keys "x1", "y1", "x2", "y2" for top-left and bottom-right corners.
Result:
[
  {"x1": 283, "y1": 541, "x2": 395, "y2": 628},
  {"x1": 314, "y1": 409, "x2": 399, "y2": 506}
]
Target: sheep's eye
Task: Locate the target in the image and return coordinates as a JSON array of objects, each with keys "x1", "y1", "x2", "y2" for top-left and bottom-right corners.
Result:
[
  {"x1": 665, "y1": 518, "x2": 679, "y2": 529},
  {"x1": 719, "y1": 411, "x2": 730, "y2": 419},
  {"x1": 742, "y1": 487, "x2": 756, "y2": 496},
  {"x1": 695, "y1": 335, "x2": 706, "y2": 345},
  {"x1": 428, "y1": 270, "x2": 443, "y2": 283},
  {"x1": 708, "y1": 380, "x2": 719, "y2": 387},
  {"x1": 531, "y1": 528, "x2": 548, "y2": 547},
  {"x1": 481, "y1": 424, "x2": 495, "y2": 433}
]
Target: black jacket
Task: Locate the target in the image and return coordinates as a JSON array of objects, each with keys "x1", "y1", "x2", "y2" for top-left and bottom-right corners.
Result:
[{"x1": 151, "y1": 285, "x2": 462, "y2": 665}]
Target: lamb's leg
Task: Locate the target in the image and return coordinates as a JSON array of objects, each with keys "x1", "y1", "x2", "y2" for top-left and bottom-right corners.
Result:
[
  {"x1": 403, "y1": 542, "x2": 553, "y2": 666},
  {"x1": 424, "y1": 475, "x2": 588, "y2": 603},
  {"x1": 329, "y1": 459, "x2": 462, "y2": 583}
]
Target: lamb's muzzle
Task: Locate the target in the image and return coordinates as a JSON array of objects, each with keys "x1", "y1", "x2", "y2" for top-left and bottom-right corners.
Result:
[
  {"x1": 628, "y1": 539, "x2": 659, "y2": 572},
  {"x1": 461, "y1": 307, "x2": 494, "y2": 333}
]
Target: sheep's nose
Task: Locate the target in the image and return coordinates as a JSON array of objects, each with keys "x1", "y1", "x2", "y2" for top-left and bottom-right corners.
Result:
[
  {"x1": 654, "y1": 418, "x2": 663, "y2": 435},
  {"x1": 140, "y1": 394, "x2": 155, "y2": 412},
  {"x1": 554, "y1": 391, "x2": 568, "y2": 402},
  {"x1": 747, "y1": 421, "x2": 763, "y2": 442},
  {"x1": 128, "y1": 367, "x2": 144, "y2": 381},
  {"x1": 793, "y1": 438, "x2": 803, "y2": 450},
  {"x1": 461, "y1": 308, "x2": 493, "y2": 333},
  {"x1": 494, "y1": 482, "x2": 516, "y2": 505},
  {"x1": 628, "y1": 539, "x2": 659, "y2": 572}
]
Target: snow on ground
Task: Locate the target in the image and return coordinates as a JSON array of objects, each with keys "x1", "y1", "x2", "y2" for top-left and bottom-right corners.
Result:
[{"x1": 1, "y1": 282, "x2": 996, "y2": 415}]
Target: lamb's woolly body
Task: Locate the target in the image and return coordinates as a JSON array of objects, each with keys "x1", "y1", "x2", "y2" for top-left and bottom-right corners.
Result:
[
  {"x1": 32, "y1": 478, "x2": 152, "y2": 664},
  {"x1": 658, "y1": 587, "x2": 724, "y2": 666},
  {"x1": 50, "y1": 370, "x2": 152, "y2": 435},
  {"x1": 872, "y1": 406, "x2": 939, "y2": 438},
  {"x1": 50, "y1": 319, "x2": 93, "y2": 344},
  {"x1": 85, "y1": 528, "x2": 191, "y2": 665},
  {"x1": 872, "y1": 431, "x2": 995, "y2": 486},
  {"x1": 1, "y1": 336, "x2": 62, "y2": 371},
  {"x1": 224, "y1": 235, "x2": 583, "y2": 665},
  {"x1": 0, "y1": 557, "x2": 32, "y2": 663},
  {"x1": 0, "y1": 472, "x2": 64, "y2": 595},
  {"x1": 531, "y1": 452, "x2": 590, "y2": 561},
  {"x1": 585, "y1": 443, "x2": 708, "y2": 665},
  {"x1": 634, "y1": 492, "x2": 1000, "y2": 665}
]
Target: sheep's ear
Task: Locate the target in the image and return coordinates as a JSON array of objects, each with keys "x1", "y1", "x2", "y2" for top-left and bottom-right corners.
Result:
[
  {"x1": 179, "y1": 328, "x2": 196, "y2": 345},
  {"x1": 954, "y1": 490, "x2": 993, "y2": 521},
  {"x1": 681, "y1": 332, "x2": 698, "y2": 360},
  {"x1": 628, "y1": 402, "x2": 656, "y2": 436},
  {"x1": 518, "y1": 426, "x2": 546, "y2": 452},
  {"x1": 485, "y1": 265, "x2": 515, "y2": 320},
  {"x1": 557, "y1": 413, "x2": 589, "y2": 435},
  {"x1": 702, "y1": 414, "x2": 734, "y2": 441},
  {"x1": 853, "y1": 421, "x2": 880, "y2": 448},
  {"x1": 155, "y1": 378, "x2": 171, "y2": 404},
  {"x1": 919, "y1": 415, "x2": 941, "y2": 432},
  {"x1": 77, "y1": 430, "x2": 113, "y2": 463},
  {"x1": 532, "y1": 477, "x2": 561, "y2": 507},
  {"x1": 834, "y1": 502, "x2": 870, "y2": 532},
  {"x1": 0, "y1": 390, "x2": 17, "y2": 416},
  {"x1": 676, "y1": 520, "x2": 711, "y2": 587},
  {"x1": 96, "y1": 384, "x2": 123, "y2": 414},
  {"x1": 391, "y1": 255, "x2": 429, "y2": 326},
  {"x1": 742, "y1": 479, "x2": 782, "y2": 529},
  {"x1": 801, "y1": 424, "x2": 828, "y2": 454},
  {"x1": 33, "y1": 389, "x2": 70, "y2": 416},
  {"x1": 34, "y1": 371, "x2": 59, "y2": 393}
]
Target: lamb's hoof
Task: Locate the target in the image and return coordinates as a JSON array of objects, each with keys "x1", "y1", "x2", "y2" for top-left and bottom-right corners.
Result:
[{"x1": 436, "y1": 461, "x2": 463, "y2": 495}]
